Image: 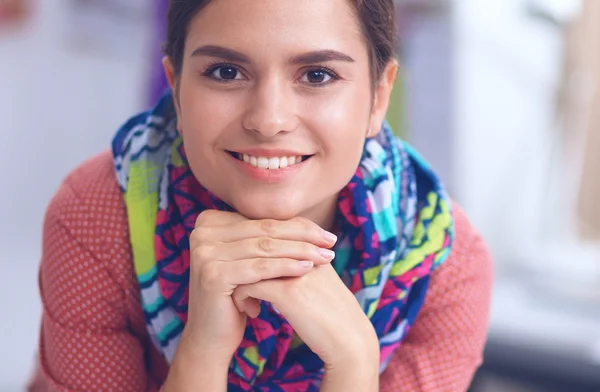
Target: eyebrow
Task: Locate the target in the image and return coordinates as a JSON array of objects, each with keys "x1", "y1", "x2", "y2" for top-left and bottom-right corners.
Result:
[
  {"x1": 191, "y1": 45, "x2": 355, "y2": 65},
  {"x1": 288, "y1": 50, "x2": 355, "y2": 65},
  {"x1": 191, "y1": 45, "x2": 250, "y2": 63}
]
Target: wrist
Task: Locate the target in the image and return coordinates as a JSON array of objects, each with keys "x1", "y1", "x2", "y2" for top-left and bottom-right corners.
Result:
[
  {"x1": 326, "y1": 324, "x2": 380, "y2": 370},
  {"x1": 324, "y1": 347, "x2": 379, "y2": 374},
  {"x1": 179, "y1": 323, "x2": 235, "y2": 367},
  {"x1": 163, "y1": 332, "x2": 231, "y2": 392},
  {"x1": 322, "y1": 349, "x2": 379, "y2": 392}
]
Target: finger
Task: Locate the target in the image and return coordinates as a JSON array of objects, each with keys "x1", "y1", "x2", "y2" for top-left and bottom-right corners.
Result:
[
  {"x1": 221, "y1": 258, "x2": 314, "y2": 286},
  {"x1": 195, "y1": 209, "x2": 246, "y2": 228},
  {"x1": 191, "y1": 210, "x2": 249, "y2": 248},
  {"x1": 214, "y1": 238, "x2": 336, "y2": 264},
  {"x1": 206, "y1": 218, "x2": 338, "y2": 247},
  {"x1": 233, "y1": 297, "x2": 262, "y2": 319},
  {"x1": 233, "y1": 281, "x2": 279, "y2": 314}
]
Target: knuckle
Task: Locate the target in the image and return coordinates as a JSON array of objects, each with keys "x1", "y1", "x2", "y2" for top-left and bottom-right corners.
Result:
[
  {"x1": 190, "y1": 227, "x2": 210, "y2": 247},
  {"x1": 195, "y1": 209, "x2": 216, "y2": 227},
  {"x1": 256, "y1": 237, "x2": 275, "y2": 254},
  {"x1": 191, "y1": 245, "x2": 213, "y2": 264},
  {"x1": 253, "y1": 258, "x2": 270, "y2": 276},
  {"x1": 259, "y1": 219, "x2": 277, "y2": 237},
  {"x1": 198, "y1": 262, "x2": 221, "y2": 289}
]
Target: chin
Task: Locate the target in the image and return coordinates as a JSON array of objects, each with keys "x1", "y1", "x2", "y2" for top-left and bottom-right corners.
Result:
[{"x1": 231, "y1": 197, "x2": 305, "y2": 221}]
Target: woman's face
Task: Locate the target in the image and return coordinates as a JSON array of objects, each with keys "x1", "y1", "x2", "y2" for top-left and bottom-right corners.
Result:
[{"x1": 164, "y1": 0, "x2": 396, "y2": 227}]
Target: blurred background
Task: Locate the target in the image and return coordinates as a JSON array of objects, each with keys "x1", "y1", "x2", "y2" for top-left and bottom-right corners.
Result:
[{"x1": 1, "y1": 0, "x2": 599, "y2": 391}]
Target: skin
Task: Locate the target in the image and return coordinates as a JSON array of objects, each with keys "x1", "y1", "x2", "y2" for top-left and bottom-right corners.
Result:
[
  {"x1": 163, "y1": 0, "x2": 397, "y2": 230},
  {"x1": 161, "y1": 0, "x2": 398, "y2": 390}
]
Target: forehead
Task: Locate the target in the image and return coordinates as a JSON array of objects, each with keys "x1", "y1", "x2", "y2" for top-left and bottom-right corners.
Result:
[{"x1": 184, "y1": 0, "x2": 366, "y2": 58}]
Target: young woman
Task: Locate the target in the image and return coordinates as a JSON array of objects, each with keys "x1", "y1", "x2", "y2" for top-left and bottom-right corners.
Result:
[{"x1": 29, "y1": 0, "x2": 493, "y2": 391}]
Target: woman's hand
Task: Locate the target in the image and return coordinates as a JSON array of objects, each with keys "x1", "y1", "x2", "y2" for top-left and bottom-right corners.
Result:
[
  {"x1": 174, "y1": 210, "x2": 338, "y2": 365},
  {"x1": 232, "y1": 264, "x2": 381, "y2": 389}
]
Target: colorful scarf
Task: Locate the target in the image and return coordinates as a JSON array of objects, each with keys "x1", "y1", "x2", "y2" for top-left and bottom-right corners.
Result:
[{"x1": 112, "y1": 90, "x2": 454, "y2": 391}]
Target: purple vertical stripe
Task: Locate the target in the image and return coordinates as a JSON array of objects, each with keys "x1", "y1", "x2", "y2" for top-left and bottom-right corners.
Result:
[{"x1": 149, "y1": 0, "x2": 170, "y2": 105}]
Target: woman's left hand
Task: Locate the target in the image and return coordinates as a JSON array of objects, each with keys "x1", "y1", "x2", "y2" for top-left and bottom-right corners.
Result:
[{"x1": 232, "y1": 264, "x2": 380, "y2": 372}]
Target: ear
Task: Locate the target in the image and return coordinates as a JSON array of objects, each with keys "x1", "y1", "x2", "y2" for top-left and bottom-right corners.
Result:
[
  {"x1": 368, "y1": 59, "x2": 399, "y2": 138},
  {"x1": 162, "y1": 56, "x2": 183, "y2": 124}
]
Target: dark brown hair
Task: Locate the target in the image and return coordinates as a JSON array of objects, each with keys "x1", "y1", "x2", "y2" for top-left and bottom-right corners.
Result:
[{"x1": 164, "y1": 0, "x2": 396, "y2": 83}]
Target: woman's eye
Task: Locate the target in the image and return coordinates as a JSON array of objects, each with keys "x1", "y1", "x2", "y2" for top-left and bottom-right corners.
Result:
[
  {"x1": 210, "y1": 66, "x2": 243, "y2": 81},
  {"x1": 301, "y1": 70, "x2": 334, "y2": 85}
]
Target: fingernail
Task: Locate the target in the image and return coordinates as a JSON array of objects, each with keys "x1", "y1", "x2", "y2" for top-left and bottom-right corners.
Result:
[
  {"x1": 319, "y1": 248, "x2": 336, "y2": 260},
  {"x1": 322, "y1": 230, "x2": 338, "y2": 244},
  {"x1": 299, "y1": 260, "x2": 314, "y2": 268}
]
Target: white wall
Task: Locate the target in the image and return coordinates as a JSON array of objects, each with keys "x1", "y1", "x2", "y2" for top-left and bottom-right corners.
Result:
[
  {"x1": 403, "y1": 7, "x2": 455, "y2": 190},
  {"x1": 452, "y1": 0, "x2": 567, "y2": 268},
  {"x1": 453, "y1": 1, "x2": 600, "y2": 372},
  {"x1": 0, "y1": 1, "x2": 150, "y2": 389}
]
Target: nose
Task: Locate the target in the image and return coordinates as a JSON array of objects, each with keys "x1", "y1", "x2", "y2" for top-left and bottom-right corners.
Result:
[{"x1": 242, "y1": 75, "x2": 298, "y2": 138}]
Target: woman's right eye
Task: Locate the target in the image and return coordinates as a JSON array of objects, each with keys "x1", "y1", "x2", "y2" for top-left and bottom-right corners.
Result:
[{"x1": 205, "y1": 65, "x2": 244, "y2": 81}]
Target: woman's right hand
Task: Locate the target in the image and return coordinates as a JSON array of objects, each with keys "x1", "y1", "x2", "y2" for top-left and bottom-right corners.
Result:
[{"x1": 175, "y1": 209, "x2": 338, "y2": 366}]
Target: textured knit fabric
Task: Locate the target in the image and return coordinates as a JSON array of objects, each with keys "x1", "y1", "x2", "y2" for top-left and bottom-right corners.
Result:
[
  {"x1": 28, "y1": 151, "x2": 493, "y2": 392},
  {"x1": 112, "y1": 91, "x2": 454, "y2": 390}
]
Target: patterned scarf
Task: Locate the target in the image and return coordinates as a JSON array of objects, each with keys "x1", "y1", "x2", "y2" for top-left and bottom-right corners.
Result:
[{"x1": 112, "y1": 90, "x2": 454, "y2": 391}]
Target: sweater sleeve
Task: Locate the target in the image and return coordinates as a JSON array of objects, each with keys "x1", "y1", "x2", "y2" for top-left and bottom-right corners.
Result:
[
  {"x1": 29, "y1": 155, "x2": 166, "y2": 392},
  {"x1": 379, "y1": 204, "x2": 494, "y2": 392}
]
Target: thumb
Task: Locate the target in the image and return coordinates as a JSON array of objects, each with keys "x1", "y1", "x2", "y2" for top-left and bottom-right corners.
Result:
[
  {"x1": 233, "y1": 281, "x2": 277, "y2": 317},
  {"x1": 234, "y1": 295, "x2": 262, "y2": 319}
]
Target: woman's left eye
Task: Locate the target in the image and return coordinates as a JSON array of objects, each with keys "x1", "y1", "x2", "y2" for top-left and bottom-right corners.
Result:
[
  {"x1": 300, "y1": 69, "x2": 336, "y2": 85},
  {"x1": 202, "y1": 63, "x2": 245, "y2": 82}
]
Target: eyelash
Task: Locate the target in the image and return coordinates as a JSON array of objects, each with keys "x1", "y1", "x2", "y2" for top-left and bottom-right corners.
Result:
[
  {"x1": 306, "y1": 66, "x2": 340, "y2": 86},
  {"x1": 201, "y1": 61, "x2": 341, "y2": 86},
  {"x1": 202, "y1": 61, "x2": 241, "y2": 81}
]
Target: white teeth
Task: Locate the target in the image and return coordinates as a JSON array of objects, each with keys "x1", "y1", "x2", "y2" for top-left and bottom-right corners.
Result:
[
  {"x1": 238, "y1": 153, "x2": 306, "y2": 170},
  {"x1": 268, "y1": 157, "x2": 280, "y2": 170},
  {"x1": 257, "y1": 157, "x2": 269, "y2": 169}
]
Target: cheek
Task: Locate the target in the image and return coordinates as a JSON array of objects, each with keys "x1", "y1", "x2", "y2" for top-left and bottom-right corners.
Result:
[
  {"x1": 326, "y1": 127, "x2": 366, "y2": 177},
  {"x1": 300, "y1": 85, "x2": 371, "y2": 160},
  {"x1": 301, "y1": 84, "x2": 369, "y2": 124},
  {"x1": 178, "y1": 82, "x2": 242, "y2": 147}
]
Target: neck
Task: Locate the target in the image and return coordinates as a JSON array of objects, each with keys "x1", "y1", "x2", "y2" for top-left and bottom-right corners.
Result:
[{"x1": 298, "y1": 193, "x2": 339, "y2": 232}]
